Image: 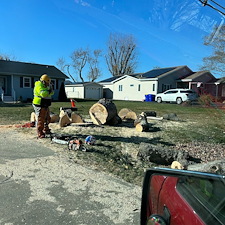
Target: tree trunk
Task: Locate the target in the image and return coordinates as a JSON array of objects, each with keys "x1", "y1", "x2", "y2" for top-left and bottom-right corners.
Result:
[
  {"x1": 89, "y1": 99, "x2": 121, "y2": 125},
  {"x1": 135, "y1": 123, "x2": 149, "y2": 132}
]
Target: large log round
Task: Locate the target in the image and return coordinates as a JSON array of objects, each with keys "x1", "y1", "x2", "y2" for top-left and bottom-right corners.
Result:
[{"x1": 89, "y1": 99, "x2": 118, "y2": 125}]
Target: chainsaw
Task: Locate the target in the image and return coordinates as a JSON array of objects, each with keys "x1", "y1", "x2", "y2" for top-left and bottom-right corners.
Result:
[{"x1": 50, "y1": 133, "x2": 86, "y2": 151}]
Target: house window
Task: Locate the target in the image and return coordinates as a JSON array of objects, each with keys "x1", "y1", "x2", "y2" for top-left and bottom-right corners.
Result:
[
  {"x1": 51, "y1": 79, "x2": 56, "y2": 90},
  {"x1": 119, "y1": 85, "x2": 123, "y2": 91},
  {"x1": 162, "y1": 84, "x2": 172, "y2": 92},
  {"x1": 23, "y1": 77, "x2": 31, "y2": 88},
  {"x1": 153, "y1": 84, "x2": 155, "y2": 91},
  {"x1": 130, "y1": 84, "x2": 134, "y2": 87},
  {"x1": 138, "y1": 84, "x2": 141, "y2": 91}
]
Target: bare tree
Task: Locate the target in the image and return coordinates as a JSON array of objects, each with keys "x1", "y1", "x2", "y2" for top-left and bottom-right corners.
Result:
[
  {"x1": 105, "y1": 33, "x2": 137, "y2": 76},
  {"x1": 88, "y1": 49, "x2": 102, "y2": 82},
  {"x1": 0, "y1": 53, "x2": 16, "y2": 61},
  {"x1": 200, "y1": 25, "x2": 225, "y2": 77},
  {"x1": 56, "y1": 57, "x2": 66, "y2": 72},
  {"x1": 56, "y1": 57, "x2": 76, "y2": 83},
  {"x1": 71, "y1": 48, "x2": 89, "y2": 83}
]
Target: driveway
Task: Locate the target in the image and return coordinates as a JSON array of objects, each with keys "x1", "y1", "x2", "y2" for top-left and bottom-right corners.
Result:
[{"x1": 0, "y1": 128, "x2": 141, "y2": 225}]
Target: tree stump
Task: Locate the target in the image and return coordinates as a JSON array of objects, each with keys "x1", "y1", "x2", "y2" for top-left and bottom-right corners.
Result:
[
  {"x1": 89, "y1": 98, "x2": 120, "y2": 125},
  {"x1": 138, "y1": 143, "x2": 189, "y2": 165},
  {"x1": 163, "y1": 113, "x2": 179, "y2": 121}
]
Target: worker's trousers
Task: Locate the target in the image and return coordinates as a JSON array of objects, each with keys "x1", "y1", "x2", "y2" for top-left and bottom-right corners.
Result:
[{"x1": 33, "y1": 104, "x2": 51, "y2": 135}]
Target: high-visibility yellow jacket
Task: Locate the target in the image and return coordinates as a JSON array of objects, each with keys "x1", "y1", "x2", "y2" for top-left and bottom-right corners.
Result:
[{"x1": 32, "y1": 81, "x2": 54, "y2": 106}]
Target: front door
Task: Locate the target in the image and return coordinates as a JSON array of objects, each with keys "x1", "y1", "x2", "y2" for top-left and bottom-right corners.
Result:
[
  {"x1": 0, "y1": 77, "x2": 5, "y2": 100},
  {"x1": 0, "y1": 77, "x2": 5, "y2": 94}
]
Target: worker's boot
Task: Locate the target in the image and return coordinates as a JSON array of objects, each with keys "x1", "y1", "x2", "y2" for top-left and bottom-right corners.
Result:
[
  {"x1": 44, "y1": 127, "x2": 51, "y2": 135},
  {"x1": 38, "y1": 131, "x2": 45, "y2": 139}
]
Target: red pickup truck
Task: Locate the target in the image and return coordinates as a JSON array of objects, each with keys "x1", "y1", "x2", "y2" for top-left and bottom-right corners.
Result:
[{"x1": 141, "y1": 168, "x2": 225, "y2": 225}]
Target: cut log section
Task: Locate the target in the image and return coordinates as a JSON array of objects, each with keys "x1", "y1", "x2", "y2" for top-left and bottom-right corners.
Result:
[
  {"x1": 59, "y1": 114, "x2": 72, "y2": 127},
  {"x1": 71, "y1": 113, "x2": 84, "y2": 123},
  {"x1": 118, "y1": 108, "x2": 131, "y2": 119},
  {"x1": 59, "y1": 109, "x2": 66, "y2": 118},
  {"x1": 118, "y1": 108, "x2": 135, "y2": 120},
  {"x1": 89, "y1": 99, "x2": 119, "y2": 125},
  {"x1": 118, "y1": 108, "x2": 137, "y2": 120},
  {"x1": 50, "y1": 112, "x2": 60, "y2": 123},
  {"x1": 30, "y1": 112, "x2": 37, "y2": 123},
  {"x1": 30, "y1": 112, "x2": 59, "y2": 123},
  {"x1": 135, "y1": 123, "x2": 149, "y2": 132},
  {"x1": 134, "y1": 113, "x2": 149, "y2": 131},
  {"x1": 125, "y1": 111, "x2": 137, "y2": 120},
  {"x1": 141, "y1": 111, "x2": 157, "y2": 117},
  {"x1": 171, "y1": 161, "x2": 185, "y2": 170}
]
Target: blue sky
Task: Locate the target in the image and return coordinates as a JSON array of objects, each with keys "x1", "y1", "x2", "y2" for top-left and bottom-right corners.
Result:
[{"x1": 0, "y1": 0, "x2": 224, "y2": 81}]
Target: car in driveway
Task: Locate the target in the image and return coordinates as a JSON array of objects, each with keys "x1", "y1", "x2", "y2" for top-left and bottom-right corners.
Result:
[{"x1": 155, "y1": 89, "x2": 198, "y2": 104}]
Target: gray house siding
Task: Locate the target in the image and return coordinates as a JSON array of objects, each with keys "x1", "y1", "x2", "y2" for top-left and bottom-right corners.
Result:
[
  {"x1": 157, "y1": 66, "x2": 193, "y2": 93},
  {"x1": 0, "y1": 60, "x2": 68, "y2": 102}
]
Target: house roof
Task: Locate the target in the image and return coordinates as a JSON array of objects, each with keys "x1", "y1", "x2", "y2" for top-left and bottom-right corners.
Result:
[
  {"x1": 132, "y1": 67, "x2": 177, "y2": 79},
  {"x1": 216, "y1": 77, "x2": 225, "y2": 84},
  {"x1": 99, "y1": 66, "x2": 182, "y2": 83},
  {"x1": 0, "y1": 60, "x2": 69, "y2": 79},
  {"x1": 99, "y1": 75, "x2": 122, "y2": 83},
  {"x1": 181, "y1": 71, "x2": 216, "y2": 82},
  {"x1": 65, "y1": 82, "x2": 103, "y2": 87}
]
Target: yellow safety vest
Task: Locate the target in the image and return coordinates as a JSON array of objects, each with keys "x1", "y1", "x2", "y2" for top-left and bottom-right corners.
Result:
[{"x1": 32, "y1": 81, "x2": 54, "y2": 106}]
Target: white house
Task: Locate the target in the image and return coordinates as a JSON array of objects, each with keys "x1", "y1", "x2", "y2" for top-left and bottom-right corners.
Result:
[
  {"x1": 99, "y1": 66, "x2": 194, "y2": 101},
  {"x1": 65, "y1": 82, "x2": 103, "y2": 100}
]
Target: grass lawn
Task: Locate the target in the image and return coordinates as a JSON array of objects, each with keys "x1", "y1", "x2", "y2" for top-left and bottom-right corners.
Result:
[
  {"x1": 1, "y1": 100, "x2": 225, "y2": 144},
  {"x1": 1, "y1": 100, "x2": 225, "y2": 185}
]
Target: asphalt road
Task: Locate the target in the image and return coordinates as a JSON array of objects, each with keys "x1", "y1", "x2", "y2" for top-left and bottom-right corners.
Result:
[{"x1": 0, "y1": 128, "x2": 141, "y2": 225}]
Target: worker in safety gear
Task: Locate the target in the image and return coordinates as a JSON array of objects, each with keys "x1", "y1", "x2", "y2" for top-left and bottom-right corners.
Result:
[{"x1": 32, "y1": 74, "x2": 54, "y2": 138}]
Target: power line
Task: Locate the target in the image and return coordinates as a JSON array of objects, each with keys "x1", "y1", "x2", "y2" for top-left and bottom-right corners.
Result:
[
  {"x1": 199, "y1": 0, "x2": 225, "y2": 16},
  {"x1": 210, "y1": 0, "x2": 225, "y2": 11}
]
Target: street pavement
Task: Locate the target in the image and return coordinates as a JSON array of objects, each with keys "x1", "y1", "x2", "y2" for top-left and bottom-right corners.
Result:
[{"x1": 0, "y1": 128, "x2": 141, "y2": 225}]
